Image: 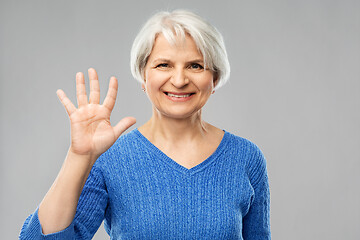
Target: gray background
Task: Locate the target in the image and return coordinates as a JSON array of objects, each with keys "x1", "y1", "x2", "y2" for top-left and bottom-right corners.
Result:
[{"x1": 1, "y1": 0, "x2": 359, "y2": 239}]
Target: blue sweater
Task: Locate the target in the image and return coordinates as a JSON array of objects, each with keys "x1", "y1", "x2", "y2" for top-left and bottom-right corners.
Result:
[{"x1": 20, "y1": 129, "x2": 271, "y2": 239}]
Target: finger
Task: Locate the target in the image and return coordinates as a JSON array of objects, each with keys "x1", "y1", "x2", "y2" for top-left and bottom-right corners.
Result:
[
  {"x1": 103, "y1": 76, "x2": 118, "y2": 111},
  {"x1": 56, "y1": 89, "x2": 77, "y2": 116},
  {"x1": 76, "y1": 72, "x2": 88, "y2": 107},
  {"x1": 88, "y1": 68, "x2": 100, "y2": 104},
  {"x1": 113, "y1": 117, "x2": 137, "y2": 139}
]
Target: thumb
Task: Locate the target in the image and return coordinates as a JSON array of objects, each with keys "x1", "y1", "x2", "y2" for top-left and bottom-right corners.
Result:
[{"x1": 113, "y1": 117, "x2": 137, "y2": 139}]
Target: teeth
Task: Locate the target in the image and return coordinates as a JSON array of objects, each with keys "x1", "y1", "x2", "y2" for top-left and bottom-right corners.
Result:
[{"x1": 167, "y1": 93, "x2": 191, "y2": 98}]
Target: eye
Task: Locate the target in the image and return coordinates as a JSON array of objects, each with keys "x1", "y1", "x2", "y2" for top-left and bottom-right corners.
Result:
[
  {"x1": 189, "y1": 63, "x2": 204, "y2": 70},
  {"x1": 155, "y1": 63, "x2": 169, "y2": 68}
]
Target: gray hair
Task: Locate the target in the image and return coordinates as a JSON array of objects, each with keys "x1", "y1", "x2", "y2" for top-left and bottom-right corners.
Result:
[{"x1": 130, "y1": 10, "x2": 230, "y2": 90}]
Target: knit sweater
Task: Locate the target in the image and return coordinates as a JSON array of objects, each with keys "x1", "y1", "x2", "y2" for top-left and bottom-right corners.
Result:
[{"x1": 20, "y1": 129, "x2": 271, "y2": 239}]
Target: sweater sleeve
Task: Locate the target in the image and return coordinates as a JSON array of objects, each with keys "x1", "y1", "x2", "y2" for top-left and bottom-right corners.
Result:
[
  {"x1": 19, "y1": 164, "x2": 108, "y2": 240},
  {"x1": 242, "y1": 144, "x2": 271, "y2": 240}
]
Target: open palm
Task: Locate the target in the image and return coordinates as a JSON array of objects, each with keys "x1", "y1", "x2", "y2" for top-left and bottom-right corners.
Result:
[{"x1": 57, "y1": 68, "x2": 136, "y2": 162}]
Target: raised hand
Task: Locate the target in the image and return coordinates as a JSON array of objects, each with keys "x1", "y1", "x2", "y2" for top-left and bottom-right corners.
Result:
[{"x1": 56, "y1": 68, "x2": 136, "y2": 164}]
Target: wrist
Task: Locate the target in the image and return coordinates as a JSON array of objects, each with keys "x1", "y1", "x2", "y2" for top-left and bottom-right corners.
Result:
[
  {"x1": 64, "y1": 148, "x2": 98, "y2": 174},
  {"x1": 67, "y1": 147, "x2": 98, "y2": 164}
]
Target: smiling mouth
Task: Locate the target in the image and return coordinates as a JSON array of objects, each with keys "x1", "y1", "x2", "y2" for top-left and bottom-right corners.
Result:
[{"x1": 164, "y1": 92, "x2": 195, "y2": 98}]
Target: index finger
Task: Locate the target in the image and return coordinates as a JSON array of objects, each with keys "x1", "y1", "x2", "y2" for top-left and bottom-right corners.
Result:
[{"x1": 102, "y1": 76, "x2": 118, "y2": 111}]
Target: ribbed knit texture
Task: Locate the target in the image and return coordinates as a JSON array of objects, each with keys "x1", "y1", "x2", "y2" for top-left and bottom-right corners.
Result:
[{"x1": 19, "y1": 129, "x2": 270, "y2": 239}]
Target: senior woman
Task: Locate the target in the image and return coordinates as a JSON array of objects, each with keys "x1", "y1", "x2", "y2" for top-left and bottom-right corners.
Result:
[{"x1": 20, "y1": 10, "x2": 270, "y2": 239}]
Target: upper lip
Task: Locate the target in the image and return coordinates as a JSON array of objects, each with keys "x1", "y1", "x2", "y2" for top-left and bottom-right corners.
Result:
[{"x1": 164, "y1": 91, "x2": 195, "y2": 95}]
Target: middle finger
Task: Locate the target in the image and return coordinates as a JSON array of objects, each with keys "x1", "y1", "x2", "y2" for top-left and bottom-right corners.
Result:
[{"x1": 88, "y1": 68, "x2": 100, "y2": 104}]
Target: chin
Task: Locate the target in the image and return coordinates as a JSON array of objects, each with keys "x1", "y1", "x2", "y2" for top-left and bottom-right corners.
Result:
[{"x1": 160, "y1": 108, "x2": 202, "y2": 120}]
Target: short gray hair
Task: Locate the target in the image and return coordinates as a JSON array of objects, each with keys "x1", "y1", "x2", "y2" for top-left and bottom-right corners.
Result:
[{"x1": 130, "y1": 10, "x2": 230, "y2": 90}]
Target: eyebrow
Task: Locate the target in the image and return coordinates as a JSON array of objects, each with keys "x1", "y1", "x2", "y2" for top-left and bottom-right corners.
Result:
[
  {"x1": 187, "y1": 59, "x2": 204, "y2": 64},
  {"x1": 152, "y1": 58, "x2": 171, "y2": 63},
  {"x1": 151, "y1": 58, "x2": 204, "y2": 64}
]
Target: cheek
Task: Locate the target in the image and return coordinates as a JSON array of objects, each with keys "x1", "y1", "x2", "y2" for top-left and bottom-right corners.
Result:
[
  {"x1": 146, "y1": 69, "x2": 168, "y2": 82},
  {"x1": 145, "y1": 71, "x2": 168, "y2": 95},
  {"x1": 197, "y1": 75, "x2": 215, "y2": 92}
]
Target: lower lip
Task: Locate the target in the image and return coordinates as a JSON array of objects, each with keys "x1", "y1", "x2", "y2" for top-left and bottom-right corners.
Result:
[{"x1": 164, "y1": 93, "x2": 194, "y2": 102}]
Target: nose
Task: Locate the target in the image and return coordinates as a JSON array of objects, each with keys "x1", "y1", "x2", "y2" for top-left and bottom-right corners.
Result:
[{"x1": 170, "y1": 68, "x2": 189, "y2": 88}]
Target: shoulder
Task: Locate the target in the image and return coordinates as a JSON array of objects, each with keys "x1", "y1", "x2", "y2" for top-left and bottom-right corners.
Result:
[
  {"x1": 93, "y1": 128, "x2": 142, "y2": 168},
  {"x1": 224, "y1": 131, "x2": 267, "y2": 182},
  {"x1": 223, "y1": 131, "x2": 263, "y2": 157}
]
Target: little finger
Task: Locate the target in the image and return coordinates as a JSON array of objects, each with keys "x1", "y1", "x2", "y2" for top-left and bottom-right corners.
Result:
[{"x1": 57, "y1": 89, "x2": 77, "y2": 116}]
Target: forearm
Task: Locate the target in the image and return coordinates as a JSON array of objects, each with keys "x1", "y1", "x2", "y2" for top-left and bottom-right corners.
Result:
[{"x1": 38, "y1": 149, "x2": 95, "y2": 234}]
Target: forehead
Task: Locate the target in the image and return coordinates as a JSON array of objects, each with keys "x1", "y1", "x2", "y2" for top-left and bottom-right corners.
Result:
[{"x1": 148, "y1": 33, "x2": 203, "y2": 61}]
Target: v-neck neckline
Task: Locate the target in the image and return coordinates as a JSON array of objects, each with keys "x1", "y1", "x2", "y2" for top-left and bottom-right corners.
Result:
[{"x1": 133, "y1": 128, "x2": 229, "y2": 176}]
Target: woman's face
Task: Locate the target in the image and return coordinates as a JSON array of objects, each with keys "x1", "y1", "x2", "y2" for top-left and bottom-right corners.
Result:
[{"x1": 143, "y1": 33, "x2": 216, "y2": 120}]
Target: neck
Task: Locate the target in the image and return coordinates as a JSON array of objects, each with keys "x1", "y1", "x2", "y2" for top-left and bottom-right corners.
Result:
[{"x1": 140, "y1": 108, "x2": 210, "y2": 144}]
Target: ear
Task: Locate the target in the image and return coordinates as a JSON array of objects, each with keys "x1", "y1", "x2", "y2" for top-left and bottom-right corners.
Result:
[
  {"x1": 213, "y1": 72, "x2": 219, "y2": 88},
  {"x1": 142, "y1": 70, "x2": 147, "y2": 83}
]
